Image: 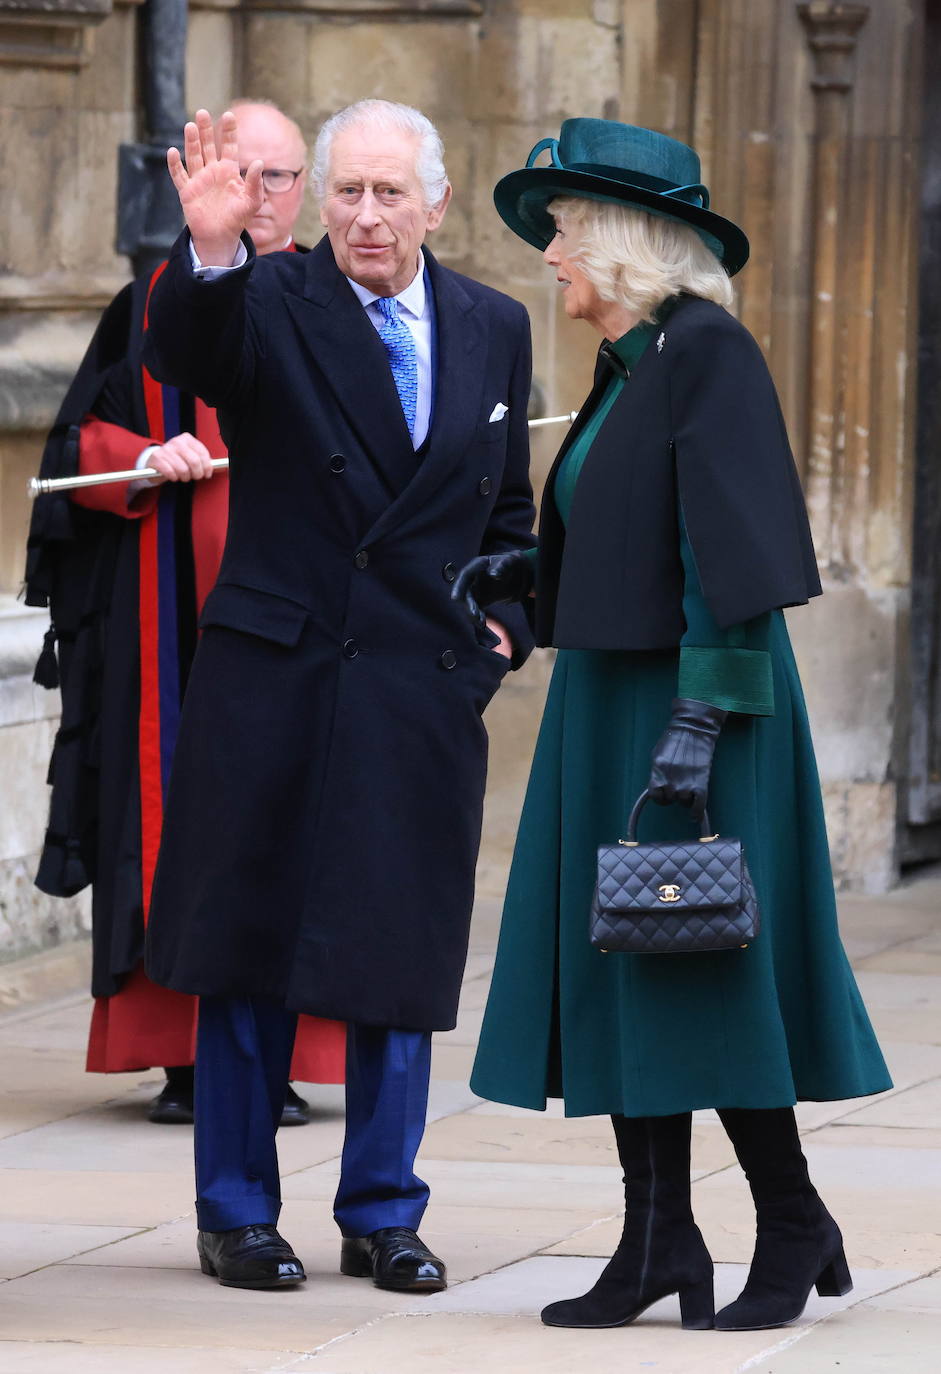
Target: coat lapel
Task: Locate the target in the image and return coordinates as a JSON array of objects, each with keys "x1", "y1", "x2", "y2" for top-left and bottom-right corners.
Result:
[
  {"x1": 422, "y1": 250, "x2": 488, "y2": 478},
  {"x1": 283, "y1": 237, "x2": 417, "y2": 500}
]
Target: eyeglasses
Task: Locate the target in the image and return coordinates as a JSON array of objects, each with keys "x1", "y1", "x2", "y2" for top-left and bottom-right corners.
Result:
[{"x1": 240, "y1": 168, "x2": 304, "y2": 194}]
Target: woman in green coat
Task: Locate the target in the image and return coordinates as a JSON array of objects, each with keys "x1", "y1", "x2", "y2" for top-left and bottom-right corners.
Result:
[{"x1": 454, "y1": 119, "x2": 891, "y2": 1336}]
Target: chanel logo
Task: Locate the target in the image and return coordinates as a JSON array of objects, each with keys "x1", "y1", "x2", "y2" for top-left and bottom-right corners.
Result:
[{"x1": 657, "y1": 884, "x2": 682, "y2": 903}]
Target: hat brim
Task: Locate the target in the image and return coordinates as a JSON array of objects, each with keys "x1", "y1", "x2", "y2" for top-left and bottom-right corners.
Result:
[{"x1": 494, "y1": 167, "x2": 750, "y2": 277}]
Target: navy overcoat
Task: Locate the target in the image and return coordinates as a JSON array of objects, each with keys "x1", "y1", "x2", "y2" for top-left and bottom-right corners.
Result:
[{"x1": 141, "y1": 232, "x2": 535, "y2": 1031}]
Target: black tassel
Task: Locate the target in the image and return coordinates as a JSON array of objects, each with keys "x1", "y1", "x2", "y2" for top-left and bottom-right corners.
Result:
[
  {"x1": 33, "y1": 626, "x2": 59, "y2": 690},
  {"x1": 62, "y1": 839, "x2": 89, "y2": 894}
]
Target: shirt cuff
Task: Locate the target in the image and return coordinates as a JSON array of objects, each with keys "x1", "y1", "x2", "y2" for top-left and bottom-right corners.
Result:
[
  {"x1": 189, "y1": 240, "x2": 249, "y2": 278},
  {"x1": 678, "y1": 646, "x2": 774, "y2": 716},
  {"x1": 126, "y1": 444, "x2": 161, "y2": 501}
]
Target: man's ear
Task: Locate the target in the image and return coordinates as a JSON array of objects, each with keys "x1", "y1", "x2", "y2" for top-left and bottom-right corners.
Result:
[
  {"x1": 319, "y1": 203, "x2": 329, "y2": 227},
  {"x1": 426, "y1": 183, "x2": 452, "y2": 233}
]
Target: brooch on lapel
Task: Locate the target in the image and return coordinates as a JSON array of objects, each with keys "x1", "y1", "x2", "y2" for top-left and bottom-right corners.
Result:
[{"x1": 657, "y1": 331, "x2": 666, "y2": 354}]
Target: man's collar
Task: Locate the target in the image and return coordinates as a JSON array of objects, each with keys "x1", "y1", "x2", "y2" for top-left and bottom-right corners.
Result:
[{"x1": 345, "y1": 252, "x2": 426, "y2": 318}]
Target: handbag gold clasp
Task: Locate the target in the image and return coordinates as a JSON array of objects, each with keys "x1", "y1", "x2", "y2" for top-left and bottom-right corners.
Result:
[{"x1": 657, "y1": 883, "x2": 682, "y2": 903}]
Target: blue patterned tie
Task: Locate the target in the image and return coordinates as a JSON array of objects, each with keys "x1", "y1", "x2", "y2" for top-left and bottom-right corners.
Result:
[{"x1": 375, "y1": 295, "x2": 418, "y2": 439}]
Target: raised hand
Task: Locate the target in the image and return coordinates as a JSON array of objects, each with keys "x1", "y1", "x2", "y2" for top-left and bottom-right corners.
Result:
[{"x1": 167, "y1": 109, "x2": 264, "y2": 267}]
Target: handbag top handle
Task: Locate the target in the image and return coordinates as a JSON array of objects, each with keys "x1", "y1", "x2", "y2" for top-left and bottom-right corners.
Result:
[{"x1": 622, "y1": 789, "x2": 717, "y2": 846}]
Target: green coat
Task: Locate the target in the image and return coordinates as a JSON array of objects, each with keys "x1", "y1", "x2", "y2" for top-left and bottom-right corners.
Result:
[{"x1": 470, "y1": 324, "x2": 891, "y2": 1118}]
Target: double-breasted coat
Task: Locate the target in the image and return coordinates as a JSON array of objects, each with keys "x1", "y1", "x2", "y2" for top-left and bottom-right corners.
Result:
[{"x1": 140, "y1": 232, "x2": 535, "y2": 1031}]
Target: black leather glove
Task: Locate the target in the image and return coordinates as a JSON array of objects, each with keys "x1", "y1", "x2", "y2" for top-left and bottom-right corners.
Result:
[
  {"x1": 648, "y1": 698, "x2": 728, "y2": 819},
  {"x1": 451, "y1": 551, "x2": 534, "y2": 629}
]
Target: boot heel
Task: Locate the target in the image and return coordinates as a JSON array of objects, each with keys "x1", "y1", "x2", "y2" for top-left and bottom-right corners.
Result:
[
  {"x1": 199, "y1": 1254, "x2": 217, "y2": 1277},
  {"x1": 815, "y1": 1247, "x2": 852, "y2": 1298},
  {"x1": 679, "y1": 1275, "x2": 715, "y2": 1330}
]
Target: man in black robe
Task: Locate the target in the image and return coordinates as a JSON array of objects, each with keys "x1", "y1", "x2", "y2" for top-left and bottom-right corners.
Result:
[{"x1": 24, "y1": 102, "x2": 345, "y2": 1126}]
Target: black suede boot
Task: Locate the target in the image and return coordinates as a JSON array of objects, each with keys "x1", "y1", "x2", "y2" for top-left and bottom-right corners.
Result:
[
  {"x1": 715, "y1": 1107, "x2": 852, "y2": 1331},
  {"x1": 541, "y1": 1113, "x2": 714, "y2": 1330}
]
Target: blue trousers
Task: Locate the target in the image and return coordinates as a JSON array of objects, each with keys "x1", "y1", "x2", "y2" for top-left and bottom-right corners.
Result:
[{"x1": 194, "y1": 995, "x2": 432, "y2": 1236}]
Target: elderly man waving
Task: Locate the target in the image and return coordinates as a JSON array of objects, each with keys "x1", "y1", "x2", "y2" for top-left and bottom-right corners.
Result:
[{"x1": 142, "y1": 100, "x2": 535, "y2": 1292}]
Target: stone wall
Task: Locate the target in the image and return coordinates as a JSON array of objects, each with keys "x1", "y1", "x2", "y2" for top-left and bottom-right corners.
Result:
[
  {"x1": 1, "y1": 0, "x2": 132, "y2": 960},
  {"x1": 0, "y1": 0, "x2": 927, "y2": 970},
  {"x1": 0, "y1": 0, "x2": 239, "y2": 960},
  {"x1": 0, "y1": 599, "x2": 90, "y2": 962}
]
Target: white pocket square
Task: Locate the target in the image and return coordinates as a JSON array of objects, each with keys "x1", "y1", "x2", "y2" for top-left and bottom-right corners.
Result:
[{"x1": 488, "y1": 402, "x2": 509, "y2": 422}]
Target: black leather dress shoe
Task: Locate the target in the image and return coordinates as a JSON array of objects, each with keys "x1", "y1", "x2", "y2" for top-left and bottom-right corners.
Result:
[
  {"x1": 280, "y1": 1084, "x2": 311, "y2": 1127},
  {"x1": 197, "y1": 1224, "x2": 306, "y2": 1289},
  {"x1": 150, "y1": 1073, "x2": 309, "y2": 1128},
  {"x1": 340, "y1": 1227, "x2": 447, "y2": 1292},
  {"x1": 148, "y1": 1069, "x2": 194, "y2": 1124}
]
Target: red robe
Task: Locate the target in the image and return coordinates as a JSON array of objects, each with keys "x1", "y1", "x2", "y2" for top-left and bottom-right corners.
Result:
[{"x1": 77, "y1": 400, "x2": 345, "y2": 1080}]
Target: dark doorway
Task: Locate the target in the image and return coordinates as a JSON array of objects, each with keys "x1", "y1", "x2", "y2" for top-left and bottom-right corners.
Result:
[{"x1": 904, "y1": 0, "x2": 941, "y2": 862}]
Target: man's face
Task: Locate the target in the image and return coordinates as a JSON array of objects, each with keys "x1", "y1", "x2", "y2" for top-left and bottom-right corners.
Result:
[
  {"x1": 234, "y1": 106, "x2": 307, "y2": 256},
  {"x1": 320, "y1": 122, "x2": 450, "y2": 297}
]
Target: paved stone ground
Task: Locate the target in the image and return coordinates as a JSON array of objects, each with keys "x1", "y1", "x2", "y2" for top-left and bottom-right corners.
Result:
[{"x1": 0, "y1": 874, "x2": 939, "y2": 1373}]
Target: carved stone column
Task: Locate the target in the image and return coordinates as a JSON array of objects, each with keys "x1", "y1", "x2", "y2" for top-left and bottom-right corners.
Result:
[
  {"x1": 789, "y1": 0, "x2": 928, "y2": 891},
  {"x1": 797, "y1": 2, "x2": 869, "y2": 569}
]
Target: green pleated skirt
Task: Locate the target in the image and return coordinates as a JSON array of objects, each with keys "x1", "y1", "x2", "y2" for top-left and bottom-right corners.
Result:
[{"x1": 470, "y1": 613, "x2": 892, "y2": 1117}]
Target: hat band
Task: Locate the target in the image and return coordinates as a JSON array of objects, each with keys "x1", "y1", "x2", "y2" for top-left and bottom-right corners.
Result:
[
  {"x1": 567, "y1": 164, "x2": 710, "y2": 210},
  {"x1": 524, "y1": 139, "x2": 710, "y2": 209}
]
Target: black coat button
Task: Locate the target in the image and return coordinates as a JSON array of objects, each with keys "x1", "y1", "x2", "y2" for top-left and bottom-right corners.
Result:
[
  {"x1": 329, "y1": 453, "x2": 346, "y2": 473},
  {"x1": 354, "y1": 550, "x2": 369, "y2": 569},
  {"x1": 440, "y1": 649, "x2": 457, "y2": 670},
  {"x1": 442, "y1": 562, "x2": 457, "y2": 584},
  {"x1": 478, "y1": 477, "x2": 492, "y2": 496},
  {"x1": 342, "y1": 638, "x2": 359, "y2": 659}
]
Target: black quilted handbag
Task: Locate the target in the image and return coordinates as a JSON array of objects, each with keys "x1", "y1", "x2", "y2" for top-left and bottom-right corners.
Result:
[{"x1": 589, "y1": 790, "x2": 760, "y2": 954}]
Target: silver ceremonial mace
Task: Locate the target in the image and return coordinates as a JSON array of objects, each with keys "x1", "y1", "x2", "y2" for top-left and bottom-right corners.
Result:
[
  {"x1": 29, "y1": 457, "x2": 230, "y2": 498},
  {"x1": 27, "y1": 413, "x2": 579, "y2": 498}
]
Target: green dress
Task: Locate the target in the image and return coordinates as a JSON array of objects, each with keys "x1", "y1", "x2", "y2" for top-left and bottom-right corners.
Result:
[{"x1": 470, "y1": 323, "x2": 891, "y2": 1118}]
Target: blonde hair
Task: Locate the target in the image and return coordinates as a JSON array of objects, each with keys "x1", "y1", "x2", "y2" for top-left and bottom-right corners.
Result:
[{"x1": 549, "y1": 197, "x2": 733, "y2": 321}]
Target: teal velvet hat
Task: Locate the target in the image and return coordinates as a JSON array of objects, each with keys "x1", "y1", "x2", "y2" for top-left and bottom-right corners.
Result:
[{"x1": 494, "y1": 118, "x2": 749, "y2": 276}]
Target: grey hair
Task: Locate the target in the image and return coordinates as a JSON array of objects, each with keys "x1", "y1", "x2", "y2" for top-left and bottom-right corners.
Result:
[
  {"x1": 312, "y1": 100, "x2": 449, "y2": 208},
  {"x1": 549, "y1": 197, "x2": 734, "y2": 322}
]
